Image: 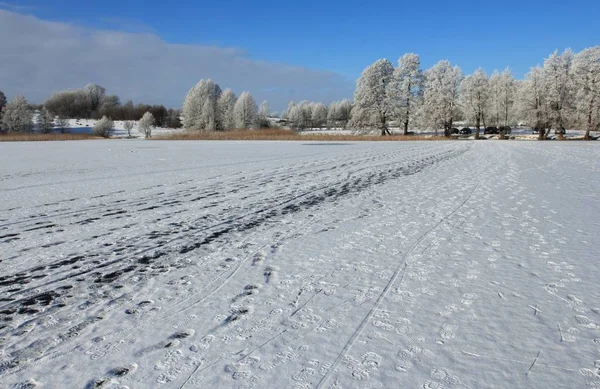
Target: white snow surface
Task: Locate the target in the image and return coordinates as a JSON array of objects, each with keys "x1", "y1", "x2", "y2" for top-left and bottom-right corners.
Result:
[{"x1": 0, "y1": 140, "x2": 599, "y2": 389}]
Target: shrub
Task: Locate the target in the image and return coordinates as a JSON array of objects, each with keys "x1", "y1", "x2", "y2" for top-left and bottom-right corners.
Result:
[{"x1": 93, "y1": 116, "x2": 113, "y2": 138}]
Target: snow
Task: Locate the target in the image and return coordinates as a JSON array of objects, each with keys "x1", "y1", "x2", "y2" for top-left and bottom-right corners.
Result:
[{"x1": 1, "y1": 140, "x2": 599, "y2": 388}]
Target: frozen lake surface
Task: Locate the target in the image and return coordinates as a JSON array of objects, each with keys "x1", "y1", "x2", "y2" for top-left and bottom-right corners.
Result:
[{"x1": 1, "y1": 140, "x2": 599, "y2": 388}]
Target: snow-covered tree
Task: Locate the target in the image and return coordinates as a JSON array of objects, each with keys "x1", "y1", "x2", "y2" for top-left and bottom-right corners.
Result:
[
  {"x1": 282, "y1": 101, "x2": 296, "y2": 120},
  {"x1": 85, "y1": 83, "x2": 106, "y2": 112},
  {"x1": 123, "y1": 120, "x2": 134, "y2": 138},
  {"x1": 421, "y1": 60, "x2": 462, "y2": 136},
  {"x1": 258, "y1": 100, "x2": 270, "y2": 127},
  {"x1": 544, "y1": 49, "x2": 575, "y2": 138},
  {"x1": 1, "y1": 95, "x2": 33, "y2": 133},
  {"x1": 182, "y1": 79, "x2": 222, "y2": 131},
  {"x1": 93, "y1": 116, "x2": 113, "y2": 138},
  {"x1": 44, "y1": 89, "x2": 92, "y2": 118},
  {"x1": 38, "y1": 107, "x2": 55, "y2": 133},
  {"x1": 0, "y1": 90, "x2": 6, "y2": 114},
  {"x1": 327, "y1": 101, "x2": 338, "y2": 128},
  {"x1": 55, "y1": 116, "x2": 70, "y2": 133},
  {"x1": 350, "y1": 59, "x2": 395, "y2": 135},
  {"x1": 218, "y1": 89, "x2": 237, "y2": 130},
  {"x1": 327, "y1": 99, "x2": 352, "y2": 128},
  {"x1": 311, "y1": 103, "x2": 328, "y2": 128},
  {"x1": 138, "y1": 111, "x2": 155, "y2": 138},
  {"x1": 459, "y1": 68, "x2": 490, "y2": 138},
  {"x1": 518, "y1": 66, "x2": 552, "y2": 140},
  {"x1": 572, "y1": 46, "x2": 600, "y2": 139},
  {"x1": 233, "y1": 91, "x2": 258, "y2": 129},
  {"x1": 489, "y1": 69, "x2": 517, "y2": 132},
  {"x1": 388, "y1": 53, "x2": 424, "y2": 135},
  {"x1": 288, "y1": 100, "x2": 313, "y2": 129}
]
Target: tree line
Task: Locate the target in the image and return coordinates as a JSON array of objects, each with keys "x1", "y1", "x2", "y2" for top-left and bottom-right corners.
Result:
[
  {"x1": 42, "y1": 84, "x2": 182, "y2": 128},
  {"x1": 0, "y1": 84, "x2": 182, "y2": 136},
  {"x1": 281, "y1": 46, "x2": 598, "y2": 140},
  {"x1": 181, "y1": 79, "x2": 270, "y2": 131},
  {"x1": 2, "y1": 46, "x2": 598, "y2": 139}
]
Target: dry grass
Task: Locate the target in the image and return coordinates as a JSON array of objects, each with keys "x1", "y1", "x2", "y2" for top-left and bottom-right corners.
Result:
[
  {"x1": 153, "y1": 128, "x2": 448, "y2": 141},
  {"x1": 0, "y1": 133, "x2": 99, "y2": 142}
]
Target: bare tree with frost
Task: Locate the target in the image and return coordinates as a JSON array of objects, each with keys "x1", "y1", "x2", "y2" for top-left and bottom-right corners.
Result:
[
  {"x1": 421, "y1": 60, "x2": 462, "y2": 136},
  {"x1": 93, "y1": 116, "x2": 113, "y2": 138},
  {"x1": 388, "y1": 53, "x2": 424, "y2": 135},
  {"x1": 258, "y1": 100, "x2": 270, "y2": 127},
  {"x1": 1, "y1": 95, "x2": 33, "y2": 133},
  {"x1": 544, "y1": 49, "x2": 575, "y2": 139},
  {"x1": 38, "y1": 107, "x2": 55, "y2": 133},
  {"x1": 572, "y1": 46, "x2": 600, "y2": 140},
  {"x1": 459, "y1": 68, "x2": 490, "y2": 139},
  {"x1": 517, "y1": 66, "x2": 552, "y2": 140},
  {"x1": 350, "y1": 59, "x2": 395, "y2": 135},
  {"x1": 233, "y1": 91, "x2": 258, "y2": 129},
  {"x1": 218, "y1": 89, "x2": 237, "y2": 130},
  {"x1": 123, "y1": 121, "x2": 134, "y2": 137},
  {"x1": 55, "y1": 116, "x2": 70, "y2": 133},
  {"x1": 85, "y1": 84, "x2": 106, "y2": 112},
  {"x1": 489, "y1": 69, "x2": 517, "y2": 134},
  {"x1": 138, "y1": 112, "x2": 155, "y2": 138},
  {"x1": 288, "y1": 101, "x2": 313, "y2": 130},
  {"x1": 282, "y1": 101, "x2": 296, "y2": 120},
  {"x1": 182, "y1": 79, "x2": 222, "y2": 131},
  {"x1": 0, "y1": 90, "x2": 6, "y2": 114},
  {"x1": 311, "y1": 103, "x2": 327, "y2": 128}
]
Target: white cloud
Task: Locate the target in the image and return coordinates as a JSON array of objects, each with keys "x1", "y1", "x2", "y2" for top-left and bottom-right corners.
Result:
[{"x1": 0, "y1": 9, "x2": 353, "y2": 110}]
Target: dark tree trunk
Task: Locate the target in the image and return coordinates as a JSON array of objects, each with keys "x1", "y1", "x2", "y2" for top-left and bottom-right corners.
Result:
[
  {"x1": 584, "y1": 103, "x2": 593, "y2": 140},
  {"x1": 475, "y1": 113, "x2": 480, "y2": 139}
]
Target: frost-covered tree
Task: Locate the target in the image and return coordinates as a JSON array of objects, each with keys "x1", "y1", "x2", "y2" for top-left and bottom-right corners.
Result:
[
  {"x1": 489, "y1": 69, "x2": 517, "y2": 133},
  {"x1": 350, "y1": 59, "x2": 395, "y2": 135},
  {"x1": 123, "y1": 120, "x2": 134, "y2": 137},
  {"x1": 327, "y1": 99, "x2": 352, "y2": 128},
  {"x1": 459, "y1": 68, "x2": 490, "y2": 139},
  {"x1": 311, "y1": 103, "x2": 327, "y2": 128},
  {"x1": 0, "y1": 90, "x2": 6, "y2": 114},
  {"x1": 421, "y1": 60, "x2": 462, "y2": 136},
  {"x1": 233, "y1": 91, "x2": 258, "y2": 129},
  {"x1": 388, "y1": 53, "x2": 424, "y2": 135},
  {"x1": 218, "y1": 89, "x2": 237, "y2": 130},
  {"x1": 138, "y1": 111, "x2": 155, "y2": 138},
  {"x1": 182, "y1": 79, "x2": 222, "y2": 131},
  {"x1": 518, "y1": 66, "x2": 552, "y2": 140},
  {"x1": 93, "y1": 116, "x2": 113, "y2": 138},
  {"x1": 258, "y1": 100, "x2": 270, "y2": 127},
  {"x1": 1, "y1": 95, "x2": 33, "y2": 133},
  {"x1": 544, "y1": 49, "x2": 575, "y2": 139},
  {"x1": 45, "y1": 89, "x2": 92, "y2": 118},
  {"x1": 85, "y1": 83, "x2": 106, "y2": 112},
  {"x1": 282, "y1": 101, "x2": 296, "y2": 120},
  {"x1": 573, "y1": 46, "x2": 600, "y2": 140},
  {"x1": 38, "y1": 107, "x2": 55, "y2": 133},
  {"x1": 288, "y1": 101, "x2": 314, "y2": 129},
  {"x1": 55, "y1": 116, "x2": 70, "y2": 133}
]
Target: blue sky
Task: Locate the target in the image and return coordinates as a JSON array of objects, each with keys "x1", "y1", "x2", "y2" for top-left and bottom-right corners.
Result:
[{"x1": 1, "y1": 0, "x2": 598, "y2": 108}]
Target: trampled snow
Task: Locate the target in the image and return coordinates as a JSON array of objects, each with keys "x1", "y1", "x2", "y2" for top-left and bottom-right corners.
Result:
[{"x1": 0, "y1": 140, "x2": 599, "y2": 388}]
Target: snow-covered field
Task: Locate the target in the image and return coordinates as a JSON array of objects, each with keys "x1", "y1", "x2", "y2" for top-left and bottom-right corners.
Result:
[{"x1": 0, "y1": 140, "x2": 599, "y2": 389}]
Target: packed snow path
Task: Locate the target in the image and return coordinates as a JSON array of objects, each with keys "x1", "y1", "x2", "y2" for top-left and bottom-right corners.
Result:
[{"x1": 0, "y1": 140, "x2": 599, "y2": 389}]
